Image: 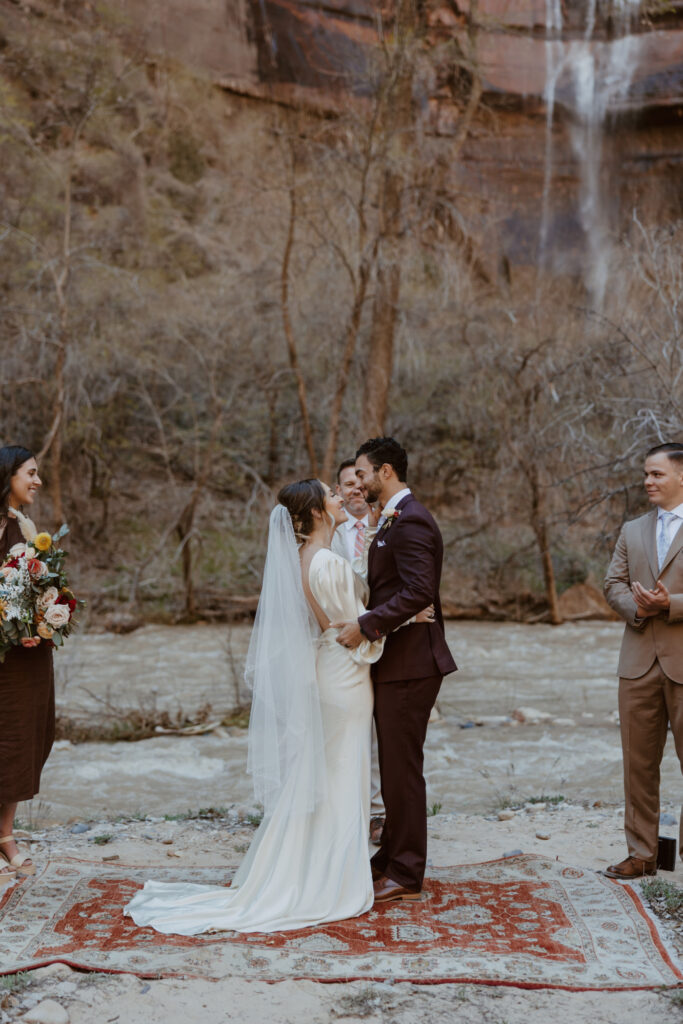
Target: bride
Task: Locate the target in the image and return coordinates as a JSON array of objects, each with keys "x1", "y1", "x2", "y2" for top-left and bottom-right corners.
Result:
[{"x1": 125, "y1": 478, "x2": 387, "y2": 935}]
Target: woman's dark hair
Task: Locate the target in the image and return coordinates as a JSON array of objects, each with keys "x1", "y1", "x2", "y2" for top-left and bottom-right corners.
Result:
[
  {"x1": 356, "y1": 437, "x2": 408, "y2": 481},
  {"x1": 0, "y1": 445, "x2": 35, "y2": 513},
  {"x1": 278, "y1": 478, "x2": 326, "y2": 540}
]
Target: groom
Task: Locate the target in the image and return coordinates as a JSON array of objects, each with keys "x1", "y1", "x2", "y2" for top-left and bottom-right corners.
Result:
[{"x1": 335, "y1": 437, "x2": 456, "y2": 902}]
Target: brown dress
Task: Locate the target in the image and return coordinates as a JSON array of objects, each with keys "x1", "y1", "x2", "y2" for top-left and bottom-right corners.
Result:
[{"x1": 0, "y1": 517, "x2": 55, "y2": 803}]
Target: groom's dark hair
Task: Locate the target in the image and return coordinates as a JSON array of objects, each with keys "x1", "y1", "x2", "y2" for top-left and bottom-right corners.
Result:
[{"x1": 356, "y1": 437, "x2": 408, "y2": 482}]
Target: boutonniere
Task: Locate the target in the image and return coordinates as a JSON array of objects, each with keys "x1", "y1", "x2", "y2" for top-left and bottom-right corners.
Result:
[{"x1": 380, "y1": 508, "x2": 401, "y2": 533}]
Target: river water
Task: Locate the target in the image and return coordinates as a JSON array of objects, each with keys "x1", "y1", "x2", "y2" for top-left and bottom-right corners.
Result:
[{"x1": 22, "y1": 621, "x2": 682, "y2": 825}]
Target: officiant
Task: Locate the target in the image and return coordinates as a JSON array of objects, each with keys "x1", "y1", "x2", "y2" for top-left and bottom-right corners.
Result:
[{"x1": 331, "y1": 458, "x2": 385, "y2": 845}]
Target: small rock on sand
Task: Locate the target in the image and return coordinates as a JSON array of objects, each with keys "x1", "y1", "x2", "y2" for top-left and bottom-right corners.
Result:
[
  {"x1": 27, "y1": 965, "x2": 73, "y2": 981},
  {"x1": 22, "y1": 1000, "x2": 70, "y2": 1024},
  {"x1": 512, "y1": 707, "x2": 552, "y2": 725}
]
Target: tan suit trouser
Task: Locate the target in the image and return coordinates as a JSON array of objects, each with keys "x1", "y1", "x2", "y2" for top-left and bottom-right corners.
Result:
[{"x1": 619, "y1": 659, "x2": 683, "y2": 861}]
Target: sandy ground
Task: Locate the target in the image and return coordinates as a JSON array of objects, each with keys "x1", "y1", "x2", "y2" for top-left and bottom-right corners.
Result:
[
  {"x1": 3, "y1": 808, "x2": 683, "y2": 1023},
  {"x1": 10, "y1": 967, "x2": 681, "y2": 1024},
  {"x1": 3, "y1": 622, "x2": 683, "y2": 1021}
]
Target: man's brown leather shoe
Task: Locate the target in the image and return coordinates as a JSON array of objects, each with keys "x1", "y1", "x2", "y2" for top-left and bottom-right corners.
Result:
[
  {"x1": 373, "y1": 875, "x2": 421, "y2": 903},
  {"x1": 604, "y1": 855, "x2": 657, "y2": 879}
]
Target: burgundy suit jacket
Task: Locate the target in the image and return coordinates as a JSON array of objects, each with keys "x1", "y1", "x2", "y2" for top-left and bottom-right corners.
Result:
[{"x1": 359, "y1": 493, "x2": 457, "y2": 683}]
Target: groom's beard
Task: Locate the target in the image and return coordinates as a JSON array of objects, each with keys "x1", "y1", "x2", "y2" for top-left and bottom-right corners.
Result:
[{"x1": 362, "y1": 477, "x2": 382, "y2": 505}]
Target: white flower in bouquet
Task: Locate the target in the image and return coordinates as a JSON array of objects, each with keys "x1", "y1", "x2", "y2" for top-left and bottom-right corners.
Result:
[
  {"x1": 44, "y1": 603, "x2": 70, "y2": 628},
  {"x1": 8, "y1": 543, "x2": 35, "y2": 559},
  {"x1": 36, "y1": 586, "x2": 58, "y2": 611},
  {"x1": 0, "y1": 560, "x2": 33, "y2": 623}
]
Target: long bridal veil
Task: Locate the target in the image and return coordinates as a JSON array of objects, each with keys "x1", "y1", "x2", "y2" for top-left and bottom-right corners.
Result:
[
  {"x1": 245, "y1": 503, "x2": 327, "y2": 818},
  {"x1": 124, "y1": 503, "x2": 374, "y2": 935}
]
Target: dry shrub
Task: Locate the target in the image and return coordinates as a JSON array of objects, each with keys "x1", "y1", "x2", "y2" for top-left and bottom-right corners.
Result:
[{"x1": 55, "y1": 699, "x2": 216, "y2": 743}]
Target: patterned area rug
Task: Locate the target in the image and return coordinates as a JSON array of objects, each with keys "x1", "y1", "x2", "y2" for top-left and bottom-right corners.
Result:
[{"x1": 0, "y1": 854, "x2": 680, "y2": 989}]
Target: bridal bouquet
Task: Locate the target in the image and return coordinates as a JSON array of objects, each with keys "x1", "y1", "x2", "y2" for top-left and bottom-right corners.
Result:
[{"x1": 0, "y1": 509, "x2": 81, "y2": 662}]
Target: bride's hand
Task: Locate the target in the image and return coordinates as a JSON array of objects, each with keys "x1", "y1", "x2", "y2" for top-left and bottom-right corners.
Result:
[{"x1": 415, "y1": 604, "x2": 435, "y2": 624}]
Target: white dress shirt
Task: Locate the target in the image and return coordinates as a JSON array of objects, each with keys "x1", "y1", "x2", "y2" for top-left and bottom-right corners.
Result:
[
  {"x1": 336, "y1": 512, "x2": 370, "y2": 563},
  {"x1": 378, "y1": 488, "x2": 411, "y2": 527},
  {"x1": 658, "y1": 502, "x2": 683, "y2": 564}
]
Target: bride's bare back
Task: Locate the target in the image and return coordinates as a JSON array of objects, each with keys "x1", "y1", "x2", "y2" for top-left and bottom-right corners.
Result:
[{"x1": 300, "y1": 544, "x2": 332, "y2": 632}]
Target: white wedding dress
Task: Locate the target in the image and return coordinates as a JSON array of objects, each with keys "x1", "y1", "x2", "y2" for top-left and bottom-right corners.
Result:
[{"x1": 124, "y1": 547, "x2": 382, "y2": 935}]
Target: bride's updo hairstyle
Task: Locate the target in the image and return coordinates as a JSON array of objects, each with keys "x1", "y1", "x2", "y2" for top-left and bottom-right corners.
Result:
[{"x1": 278, "y1": 478, "x2": 326, "y2": 542}]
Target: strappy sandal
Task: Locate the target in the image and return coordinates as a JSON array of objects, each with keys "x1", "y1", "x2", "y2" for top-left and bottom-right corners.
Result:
[
  {"x1": 0, "y1": 863, "x2": 16, "y2": 885},
  {"x1": 0, "y1": 835, "x2": 35, "y2": 876}
]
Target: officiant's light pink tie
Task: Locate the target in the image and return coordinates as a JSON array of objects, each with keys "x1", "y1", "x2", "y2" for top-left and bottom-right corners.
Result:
[{"x1": 353, "y1": 520, "x2": 365, "y2": 559}]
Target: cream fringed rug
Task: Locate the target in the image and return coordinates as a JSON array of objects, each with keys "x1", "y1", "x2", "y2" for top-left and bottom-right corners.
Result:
[{"x1": 0, "y1": 854, "x2": 680, "y2": 989}]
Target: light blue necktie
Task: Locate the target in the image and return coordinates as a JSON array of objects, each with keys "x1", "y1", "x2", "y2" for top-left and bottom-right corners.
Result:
[{"x1": 657, "y1": 511, "x2": 677, "y2": 570}]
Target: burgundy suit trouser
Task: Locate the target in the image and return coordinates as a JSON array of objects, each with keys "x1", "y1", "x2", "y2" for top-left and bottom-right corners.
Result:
[
  {"x1": 619, "y1": 659, "x2": 683, "y2": 862},
  {"x1": 371, "y1": 673, "x2": 442, "y2": 890}
]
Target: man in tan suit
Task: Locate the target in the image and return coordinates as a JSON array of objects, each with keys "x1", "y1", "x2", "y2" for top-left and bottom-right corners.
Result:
[{"x1": 604, "y1": 442, "x2": 683, "y2": 878}]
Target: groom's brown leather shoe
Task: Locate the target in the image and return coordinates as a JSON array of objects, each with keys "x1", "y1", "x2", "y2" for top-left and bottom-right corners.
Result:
[
  {"x1": 373, "y1": 875, "x2": 421, "y2": 903},
  {"x1": 604, "y1": 855, "x2": 657, "y2": 879}
]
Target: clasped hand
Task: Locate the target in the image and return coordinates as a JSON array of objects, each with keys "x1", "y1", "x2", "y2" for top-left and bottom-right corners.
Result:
[
  {"x1": 632, "y1": 580, "x2": 670, "y2": 618},
  {"x1": 332, "y1": 605, "x2": 436, "y2": 649}
]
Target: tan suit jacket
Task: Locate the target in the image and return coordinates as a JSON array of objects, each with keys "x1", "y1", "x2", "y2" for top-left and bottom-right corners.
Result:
[{"x1": 604, "y1": 509, "x2": 683, "y2": 683}]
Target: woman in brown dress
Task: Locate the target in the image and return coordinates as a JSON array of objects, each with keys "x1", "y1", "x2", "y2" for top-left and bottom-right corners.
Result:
[{"x1": 0, "y1": 446, "x2": 55, "y2": 880}]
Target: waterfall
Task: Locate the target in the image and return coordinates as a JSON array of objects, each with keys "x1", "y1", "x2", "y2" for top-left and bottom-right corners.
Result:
[
  {"x1": 539, "y1": 0, "x2": 642, "y2": 306},
  {"x1": 538, "y1": 0, "x2": 565, "y2": 266},
  {"x1": 538, "y1": 40, "x2": 565, "y2": 266},
  {"x1": 567, "y1": 33, "x2": 641, "y2": 306}
]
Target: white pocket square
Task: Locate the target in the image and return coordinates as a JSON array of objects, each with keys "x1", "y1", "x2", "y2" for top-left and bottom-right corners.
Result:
[{"x1": 377, "y1": 540, "x2": 386, "y2": 548}]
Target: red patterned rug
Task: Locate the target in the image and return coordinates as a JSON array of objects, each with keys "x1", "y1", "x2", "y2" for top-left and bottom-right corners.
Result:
[{"x1": 0, "y1": 854, "x2": 680, "y2": 989}]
